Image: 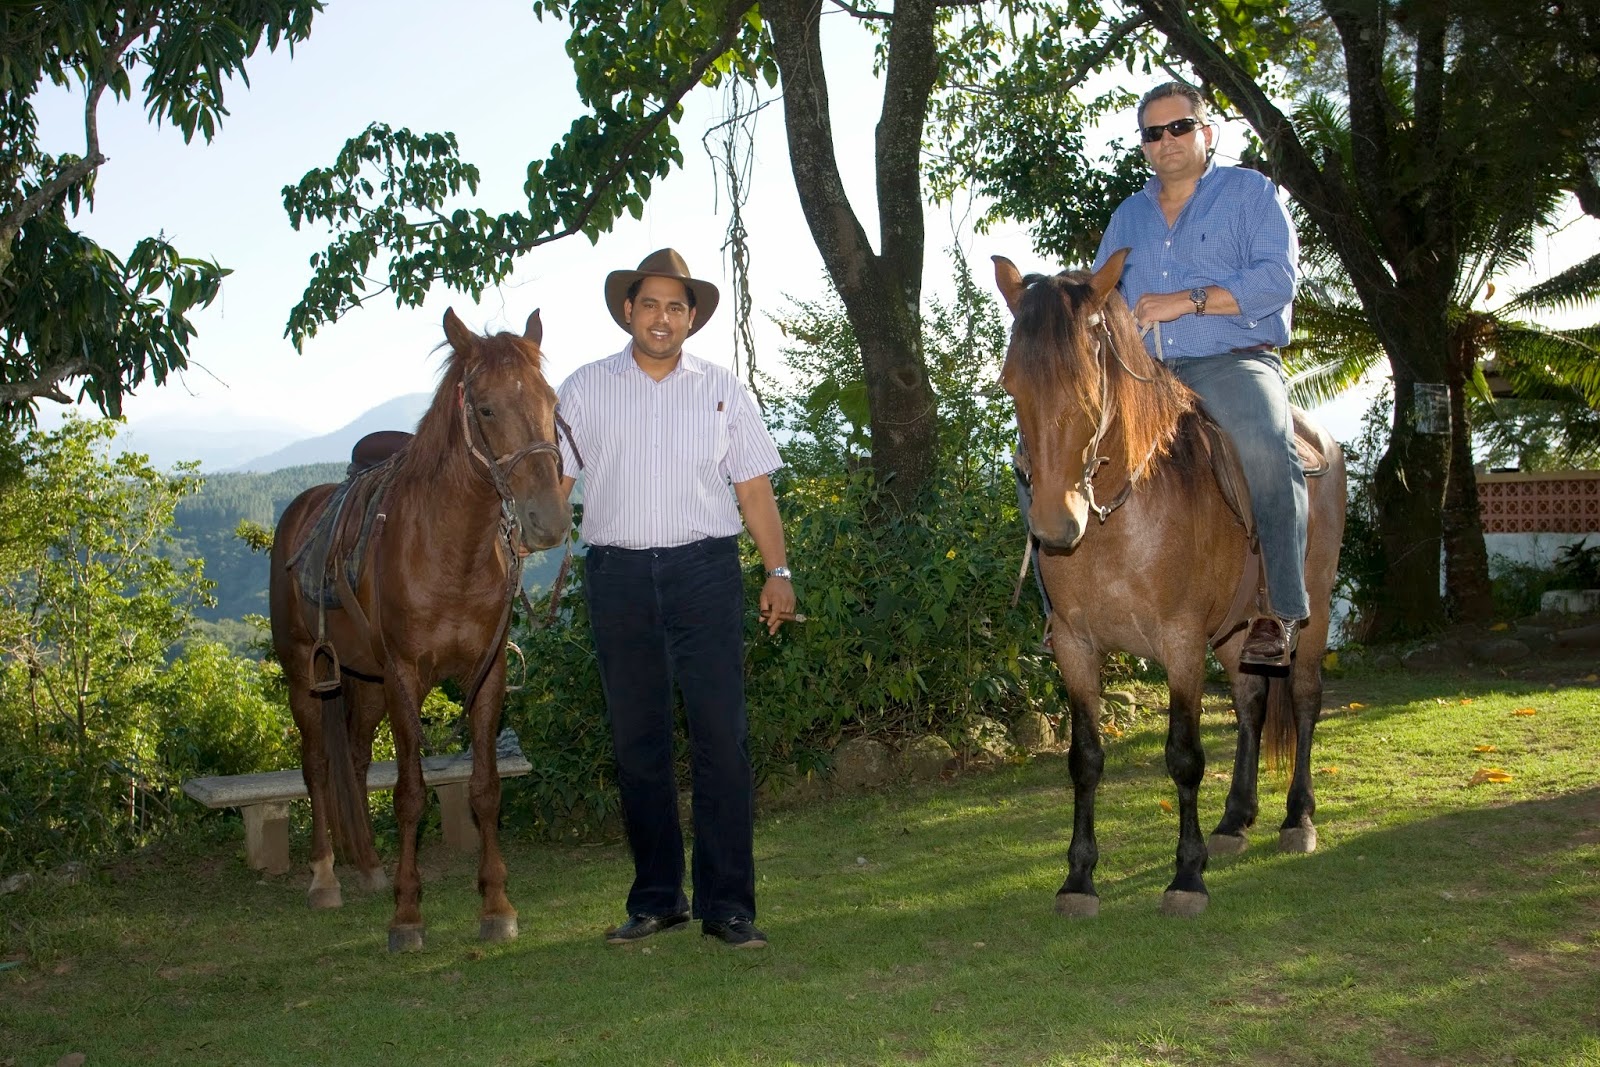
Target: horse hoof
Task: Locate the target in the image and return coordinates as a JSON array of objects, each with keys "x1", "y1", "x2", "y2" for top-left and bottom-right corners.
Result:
[
  {"x1": 1160, "y1": 890, "x2": 1209, "y2": 918},
  {"x1": 1054, "y1": 893, "x2": 1100, "y2": 918},
  {"x1": 479, "y1": 915, "x2": 519, "y2": 943},
  {"x1": 1207, "y1": 832, "x2": 1249, "y2": 857},
  {"x1": 387, "y1": 925, "x2": 426, "y2": 953},
  {"x1": 360, "y1": 868, "x2": 389, "y2": 893},
  {"x1": 1279, "y1": 826, "x2": 1318, "y2": 853},
  {"x1": 307, "y1": 886, "x2": 343, "y2": 910}
]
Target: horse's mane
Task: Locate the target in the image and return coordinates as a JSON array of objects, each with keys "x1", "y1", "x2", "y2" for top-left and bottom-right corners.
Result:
[
  {"x1": 397, "y1": 328, "x2": 545, "y2": 489},
  {"x1": 1012, "y1": 270, "x2": 1202, "y2": 487}
]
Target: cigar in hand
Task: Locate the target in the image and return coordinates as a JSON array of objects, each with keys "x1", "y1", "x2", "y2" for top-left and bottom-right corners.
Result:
[{"x1": 759, "y1": 610, "x2": 808, "y2": 623}]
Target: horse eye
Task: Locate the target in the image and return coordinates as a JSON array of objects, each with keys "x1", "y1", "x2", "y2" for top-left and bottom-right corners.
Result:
[{"x1": 478, "y1": 406, "x2": 494, "y2": 418}]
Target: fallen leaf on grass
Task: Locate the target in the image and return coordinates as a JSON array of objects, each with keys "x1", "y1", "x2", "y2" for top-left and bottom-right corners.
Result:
[
  {"x1": 1319, "y1": 766, "x2": 1340, "y2": 775},
  {"x1": 1468, "y1": 768, "x2": 1514, "y2": 786},
  {"x1": 1102, "y1": 722, "x2": 1125, "y2": 738},
  {"x1": 1490, "y1": 622, "x2": 1510, "y2": 631},
  {"x1": 1585, "y1": 674, "x2": 1598, "y2": 682},
  {"x1": 1458, "y1": 698, "x2": 1473, "y2": 705},
  {"x1": 1513, "y1": 707, "x2": 1537, "y2": 716},
  {"x1": 1348, "y1": 701, "x2": 1367, "y2": 710},
  {"x1": 1159, "y1": 799, "x2": 1173, "y2": 812},
  {"x1": 1473, "y1": 744, "x2": 1498, "y2": 753},
  {"x1": 1208, "y1": 771, "x2": 1229, "y2": 781},
  {"x1": 1323, "y1": 651, "x2": 1339, "y2": 670}
]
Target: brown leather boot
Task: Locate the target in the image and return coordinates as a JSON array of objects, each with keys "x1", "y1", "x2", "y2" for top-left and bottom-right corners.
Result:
[{"x1": 1239, "y1": 615, "x2": 1298, "y2": 668}]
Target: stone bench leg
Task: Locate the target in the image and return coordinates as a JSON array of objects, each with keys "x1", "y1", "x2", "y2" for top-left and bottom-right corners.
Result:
[
  {"x1": 434, "y1": 782, "x2": 478, "y2": 852},
  {"x1": 242, "y1": 801, "x2": 291, "y2": 875}
]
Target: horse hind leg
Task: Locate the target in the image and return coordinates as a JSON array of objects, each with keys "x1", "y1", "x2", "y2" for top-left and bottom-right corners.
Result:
[
  {"x1": 470, "y1": 660, "x2": 518, "y2": 943},
  {"x1": 285, "y1": 678, "x2": 344, "y2": 910},
  {"x1": 384, "y1": 662, "x2": 429, "y2": 953},
  {"x1": 1208, "y1": 670, "x2": 1269, "y2": 857},
  {"x1": 345, "y1": 677, "x2": 390, "y2": 892},
  {"x1": 1278, "y1": 619, "x2": 1330, "y2": 854}
]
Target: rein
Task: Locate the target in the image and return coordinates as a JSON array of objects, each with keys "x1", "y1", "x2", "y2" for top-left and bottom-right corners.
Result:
[{"x1": 1080, "y1": 314, "x2": 1156, "y2": 524}]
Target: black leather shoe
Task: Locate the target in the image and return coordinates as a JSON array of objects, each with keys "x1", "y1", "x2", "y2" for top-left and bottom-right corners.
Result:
[
  {"x1": 1239, "y1": 616, "x2": 1299, "y2": 668},
  {"x1": 702, "y1": 917, "x2": 767, "y2": 949},
  {"x1": 604, "y1": 912, "x2": 690, "y2": 944}
]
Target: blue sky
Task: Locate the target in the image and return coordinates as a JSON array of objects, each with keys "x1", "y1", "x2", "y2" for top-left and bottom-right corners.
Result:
[{"x1": 33, "y1": 0, "x2": 1598, "y2": 445}]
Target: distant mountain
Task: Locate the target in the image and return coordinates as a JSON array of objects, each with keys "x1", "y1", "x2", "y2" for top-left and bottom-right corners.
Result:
[
  {"x1": 232, "y1": 394, "x2": 432, "y2": 472},
  {"x1": 84, "y1": 411, "x2": 309, "y2": 472}
]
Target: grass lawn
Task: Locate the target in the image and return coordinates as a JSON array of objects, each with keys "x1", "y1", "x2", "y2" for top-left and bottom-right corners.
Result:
[{"x1": 3, "y1": 664, "x2": 1598, "y2": 1066}]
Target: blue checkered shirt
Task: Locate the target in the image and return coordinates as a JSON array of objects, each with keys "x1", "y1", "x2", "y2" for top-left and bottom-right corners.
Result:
[{"x1": 1092, "y1": 162, "x2": 1298, "y2": 360}]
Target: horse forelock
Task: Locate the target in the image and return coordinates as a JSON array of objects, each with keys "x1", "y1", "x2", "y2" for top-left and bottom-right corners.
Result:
[
  {"x1": 1008, "y1": 272, "x2": 1101, "y2": 423},
  {"x1": 403, "y1": 327, "x2": 549, "y2": 487}
]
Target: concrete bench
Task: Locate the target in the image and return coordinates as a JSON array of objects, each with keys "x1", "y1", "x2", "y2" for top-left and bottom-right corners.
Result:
[{"x1": 182, "y1": 749, "x2": 532, "y2": 876}]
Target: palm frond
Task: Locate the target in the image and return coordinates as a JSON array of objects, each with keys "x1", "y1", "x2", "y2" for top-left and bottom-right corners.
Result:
[{"x1": 1499, "y1": 251, "x2": 1600, "y2": 317}]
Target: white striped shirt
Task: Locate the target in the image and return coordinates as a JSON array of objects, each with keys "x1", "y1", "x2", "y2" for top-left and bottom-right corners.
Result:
[{"x1": 556, "y1": 344, "x2": 783, "y2": 549}]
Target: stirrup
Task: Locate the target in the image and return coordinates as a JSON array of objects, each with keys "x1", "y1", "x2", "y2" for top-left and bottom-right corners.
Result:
[{"x1": 309, "y1": 639, "x2": 342, "y2": 694}]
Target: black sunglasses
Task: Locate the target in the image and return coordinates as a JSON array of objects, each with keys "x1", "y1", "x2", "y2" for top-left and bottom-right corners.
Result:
[{"x1": 1139, "y1": 117, "x2": 1203, "y2": 143}]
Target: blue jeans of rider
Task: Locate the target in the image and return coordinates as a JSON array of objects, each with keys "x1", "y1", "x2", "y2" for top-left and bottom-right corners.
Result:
[
  {"x1": 583, "y1": 535, "x2": 756, "y2": 923},
  {"x1": 1169, "y1": 350, "x2": 1310, "y2": 622}
]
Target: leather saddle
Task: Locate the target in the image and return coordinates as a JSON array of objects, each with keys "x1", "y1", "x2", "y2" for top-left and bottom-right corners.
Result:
[{"x1": 287, "y1": 431, "x2": 414, "y2": 610}]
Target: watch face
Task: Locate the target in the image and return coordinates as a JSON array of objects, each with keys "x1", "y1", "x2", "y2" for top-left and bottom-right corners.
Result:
[{"x1": 1190, "y1": 288, "x2": 1206, "y2": 303}]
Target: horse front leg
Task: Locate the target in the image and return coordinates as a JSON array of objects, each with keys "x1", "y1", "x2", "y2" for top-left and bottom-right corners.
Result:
[
  {"x1": 469, "y1": 656, "x2": 517, "y2": 943},
  {"x1": 1053, "y1": 636, "x2": 1106, "y2": 917},
  {"x1": 1161, "y1": 657, "x2": 1210, "y2": 917},
  {"x1": 1208, "y1": 668, "x2": 1268, "y2": 856},
  {"x1": 384, "y1": 661, "x2": 428, "y2": 952}
]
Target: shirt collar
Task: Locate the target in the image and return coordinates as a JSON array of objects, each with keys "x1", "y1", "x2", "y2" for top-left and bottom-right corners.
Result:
[{"x1": 605, "y1": 343, "x2": 706, "y2": 378}]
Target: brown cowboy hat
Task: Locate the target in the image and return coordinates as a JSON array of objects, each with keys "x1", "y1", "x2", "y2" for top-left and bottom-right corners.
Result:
[{"x1": 604, "y1": 248, "x2": 720, "y2": 337}]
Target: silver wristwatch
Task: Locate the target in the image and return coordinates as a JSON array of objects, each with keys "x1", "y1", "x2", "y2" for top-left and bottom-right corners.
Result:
[
  {"x1": 767, "y1": 566, "x2": 792, "y2": 580},
  {"x1": 1189, "y1": 287, "x2": 1208, "y2": 316}
]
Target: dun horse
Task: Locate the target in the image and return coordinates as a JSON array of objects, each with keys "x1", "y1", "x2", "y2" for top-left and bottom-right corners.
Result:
[
  {"x1": 269, "y1": 308, "x2": 570, "y2": 951},
  {"x1": 993, "y1": 253, "x2": 1346, "y2": 917}
]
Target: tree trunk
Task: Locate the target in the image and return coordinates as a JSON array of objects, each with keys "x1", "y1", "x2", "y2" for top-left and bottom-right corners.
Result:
[
  {"x1": 766, "y1": 0, "x2": 939, "y2": 511},
  {"x1": 1441, "y1": 329, "x2": 1495, "y2": 622},
  {"x1": 1370, "y1": 379, "x2": 1450, "y2": 636}
]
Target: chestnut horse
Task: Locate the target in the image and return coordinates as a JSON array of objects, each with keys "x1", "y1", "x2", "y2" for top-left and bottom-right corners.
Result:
[
  {"x1": 269, "y1": 308, "x2": 570, "y2": 951},
  {"x1": 993, "y1": 254, "x2": 1346, "y2": 918}
]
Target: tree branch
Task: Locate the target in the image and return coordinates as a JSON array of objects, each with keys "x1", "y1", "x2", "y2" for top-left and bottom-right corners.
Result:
[
  {"x1": 0, "y1": 10, "x2": 159, "y2": 249},
  {"x1": 0, "y1": 358, "x2": 93, "y2": 404},
  {"x1": 1058, "y1": 13, "x2": 1152, "y2": 96}
]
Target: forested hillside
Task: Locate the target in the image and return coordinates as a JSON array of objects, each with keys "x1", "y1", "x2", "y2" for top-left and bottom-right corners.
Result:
[
  {"x1": 172, "y1": 464, "x2": 569, "y2": 622},
  {"x1": 171, "y1": 464, "x2": 344, "y2": 620}
]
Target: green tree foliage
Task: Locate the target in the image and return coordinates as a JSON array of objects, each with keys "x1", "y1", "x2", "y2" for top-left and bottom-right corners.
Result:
[
  {"x1": 499, "y1": 258, "x2": 1068, "y2": 836},
  {"x1": 0, "y1": 418, "x2": 291, "y2": 867},
  {"x1": 0, "y1": 0, "x2": 323, "y2": 424},
  {"x1": 282, "y1": 0, "x2": 993, "y2": 509}
]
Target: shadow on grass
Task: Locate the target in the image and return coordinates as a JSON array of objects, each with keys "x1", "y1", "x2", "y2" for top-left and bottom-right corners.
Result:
[{"x1": 4, "y1": 756, "x2": 1597, "y2": 1066}]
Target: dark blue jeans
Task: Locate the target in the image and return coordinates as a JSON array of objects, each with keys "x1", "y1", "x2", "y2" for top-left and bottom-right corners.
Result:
[{"x1": 584, "y1": 536, "x2": 755, "y2": 922}]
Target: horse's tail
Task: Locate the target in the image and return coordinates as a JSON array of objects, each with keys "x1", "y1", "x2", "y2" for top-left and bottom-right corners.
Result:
[
  {"x1": 320, "y1": 687, "x2": 372, "y2": 862},
  {"x1": 1262, "y1": 674, "x2": 1296, "y2": 777}
]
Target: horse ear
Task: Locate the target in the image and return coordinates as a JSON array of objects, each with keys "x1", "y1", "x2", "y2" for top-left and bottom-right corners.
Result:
[
  {"x1": 992, "y1": 256, "x2": 1026, "y2": 313},
  {"x1": 523, "y1": 309, "x2": 543, "y2": 345},
  {"x1": 443, "y1": 308, "x2": 475, "y2": 354},
  {"x1": 1090, "y1": 248, "x2": 1131, "y2": 311}
]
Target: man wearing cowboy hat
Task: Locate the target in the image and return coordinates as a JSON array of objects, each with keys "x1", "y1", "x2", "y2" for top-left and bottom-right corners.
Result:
[{"x1": 557, "y1": 248, "x2": 795, "y2": 949}]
